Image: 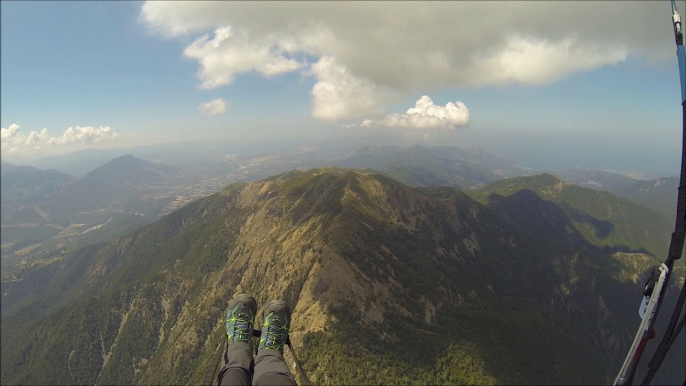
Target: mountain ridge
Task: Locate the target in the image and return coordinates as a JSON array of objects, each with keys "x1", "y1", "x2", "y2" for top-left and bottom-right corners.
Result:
[
  {"x1": 48, "y1": 154, "x2": 179, "y2": 209},
  {"x1": 1, "y1": 163, "x2": 77, "y2": 205},
  {"x1": 467, "y1": 174, "x2": 672, "y2": 259},
  {"x1": 4, "y1": 167, "x2": 683, "y2": 385},
  {"x1": 337, "y1": 144, "x2": 522, "y2": 189},
  {"x1": 608, "y1": 177, "x2": 678, "y2": 218}
]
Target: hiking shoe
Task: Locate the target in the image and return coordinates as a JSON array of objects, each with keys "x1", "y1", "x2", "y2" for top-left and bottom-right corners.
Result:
[
  {"x1": 258, "y1": 300, "x2": 291, "y2": 353},
  {"x1": 226, "y1": 294, "x2": 257, "y2": 348}
]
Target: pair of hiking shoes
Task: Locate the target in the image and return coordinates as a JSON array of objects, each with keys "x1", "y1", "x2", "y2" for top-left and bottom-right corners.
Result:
[{"x1": 226, "y1": 294, "x2": 290, "y2": 353}]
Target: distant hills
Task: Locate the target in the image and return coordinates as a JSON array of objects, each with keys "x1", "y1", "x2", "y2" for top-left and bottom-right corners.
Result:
[
  {"x1": 2, "y1": 146, "x2": 680, "y2": 271},
  {"x1": 21, "y1": 148, "x2": 132, "y2": 178},
  {"x1": 536, "y1": 171, "x2": 679, "y2": 221},
  {"x1": 545, "y1": 168, "x2": 640, "y2": 191},
  {"x1": 467, "y1": 173, "x2": 672, "y2": 259},
  {"x1": 2, "y1": 154, "x2": 178, "y2": 210},
  {"x1": 3, "y1": 147, "x2": 679, "y2": 270},
  {"x1": 1, "y1": 165, "x2": 79, "y2": 266},
  {"x1": 52, "y1": 154, "x2": 179, "y2": 209},
  {"x1": 0, "y1": 163, "x2": 76, "y2": 206},
  {"x1": 2, "y1": 168, "x2": 682, "y2": 385},
  {"x1": 607, "y1": 177, "x2": 678, "y2": 218},
  {"x1": 338, "y1": 144, "x2": 523, "y2": 189},
  {"x1": 0, "y1": 155, "x2": 179, "y2": 271},
  {"x1": 2, "y1": 146, "x2": 683, "y2": 384}
]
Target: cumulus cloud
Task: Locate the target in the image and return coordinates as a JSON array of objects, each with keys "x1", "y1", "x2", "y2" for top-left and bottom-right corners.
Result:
[
  {"x1": 309, "y1": 56, "x2": 397, "y2": 121},
  {"x1": 362, "y1": 95, "x2": 470, "y2": 130},
  {"x1": 1, "y1": 123, "x2": 21, "y2": 142},
  {"x1": 48, "y1": 126, "x2": 118, "y2": 145},
  {"x1": 1, "y1": 124, "x2": 22, "y2": 153},
  {"x1": 475, "y1": 35, "x2": 627, "y2": 86},
  {"x1": 1, "y1": 124, "x2": 118, "y2": 154},
  {"x1": 198, "y1": 98, "x2": 228, "y2": 116},
  {"x1": 184, "y1": 27, "x2": 304, "y2": 89},
  {"x1": 140, "y1": 2, "x2": 669, "y2": 121}
]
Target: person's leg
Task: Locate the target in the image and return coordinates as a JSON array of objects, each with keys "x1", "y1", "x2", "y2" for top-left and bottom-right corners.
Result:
[
  {"x1": 218, "y1": 342, "x2": 253, "y2": 385},
  {"x1": 253, "y1": 350, "x2": 296, "y2": 386},
  {"x1": 253, "y1": 300, "x2": 297, "y2": 386},
  {"x1": 217, "y1": 294, "x2": 258, "y2": 386}
]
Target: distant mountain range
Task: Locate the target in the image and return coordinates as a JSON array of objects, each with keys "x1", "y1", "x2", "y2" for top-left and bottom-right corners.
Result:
[
  {"x1": 13, "y1": 138, "x2": 351, "y2": 177},
  {"x1": 20, "y1": 148, "x2": 132, "y2": 177},
  {"x1": 467, "y1": 174, "x2": 672, "y2": 259},
  {"x1": 1, "y1": 163, "x2": 76, "y2": 206},
  {"x1": 0, "y1": 155, "x2": 179, "y2": 271},
  {"x1": 607, "y1": 177, "x2": 679, "y2": 218},
  {"x1": 2, "y1": 154, "x2": 178, "y2": 210},
  {"x1": 51, "y1": 154, "x2": 179, "y2": 209},
  {"x1": 337, "y1": 144, "x2": 524, "y2": 189},
  {"x1": 4, "y1": 145, "x2": 681, "y2": 271},
  {"x1": 544, "y1": 168, "x2": 640, "y2": 191},
  {"x1": 2, "y1": 168, "x2": 683, "y2": 385}
]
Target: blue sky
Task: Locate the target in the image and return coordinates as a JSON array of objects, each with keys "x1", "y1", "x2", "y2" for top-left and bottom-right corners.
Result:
[
  {"x1": 1, "y1": 1, "x2": 683, "y2": 174},
  {"x1": 1, "y1": 2, "x2": 314, "y2": 139}
]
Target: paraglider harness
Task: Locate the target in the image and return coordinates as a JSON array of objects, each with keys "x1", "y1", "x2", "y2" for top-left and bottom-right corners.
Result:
[
  {"x1": 203, "y1": 328, "x2": 310, "y2": 386},
  {"x1": 614, "y1": 1, "x2": 686, "y2": 385}
]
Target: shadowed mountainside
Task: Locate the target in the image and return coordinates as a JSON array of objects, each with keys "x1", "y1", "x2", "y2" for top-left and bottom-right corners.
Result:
[{"x1": 467, "y1": 173, "x2": 672, "y2": 259}]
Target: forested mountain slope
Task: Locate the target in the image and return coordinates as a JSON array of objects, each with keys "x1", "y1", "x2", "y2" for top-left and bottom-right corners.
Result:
[{"x1": 2, "y1": 168, "x2": 682, "y2": 385}]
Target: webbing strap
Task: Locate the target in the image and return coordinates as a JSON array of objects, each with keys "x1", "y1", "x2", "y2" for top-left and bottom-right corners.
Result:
[
  {"x1": 287, "y1": 340, "x2": 311, "y2": 385},
  {"x1": 204, "y1": 340, "x2": 225, "y2": 386},
  {"x1": 641, "y1": 278, "x2": 686, "y2": 385},
  {"x1": 636, "y1": 11, "x2": 686, "y2": 383},
  {"x1": 615, "y1": 2, "x2": 686, "y2": 384}
]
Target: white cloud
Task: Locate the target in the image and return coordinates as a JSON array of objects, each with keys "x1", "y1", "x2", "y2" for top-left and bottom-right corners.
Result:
[
  {"x1": 309, "y1": 56, "x2": 397, "y2": 121},
  {"x1": 24, "y1": 128, "x2": 51, "y2": 146},
  {"x1": 474, "y1": 35, "x2": 627, "y2": 86},
  {"x1": 1, "y1": 124, "x2": 22, "y2": 153},
  {"x1": 198, "y1": 98, "x2": 228, "y2": 116},
  {"x1": 140, "y1": 2, "x2": 669, "y2": 121},
  {"x1": 1, "y1": 124, "x2": 21, "y2": 142},
  {"x1": 362, "y1": 95, "x2": 470, "y2": 130},
  {"x1": 1, "y1": 124, "x2": 118, "y2": 154},
  {"x1": 184, "y1": 27, "x2": 304, "y2": 89},
  {"x1": 48, "y1": 126, "x2": 118, "y2": 145}
]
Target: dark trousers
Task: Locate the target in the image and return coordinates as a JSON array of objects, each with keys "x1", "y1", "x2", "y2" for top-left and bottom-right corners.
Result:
[{"x1": 218, "y1": 342, "x2": 297, "y2": 386}]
